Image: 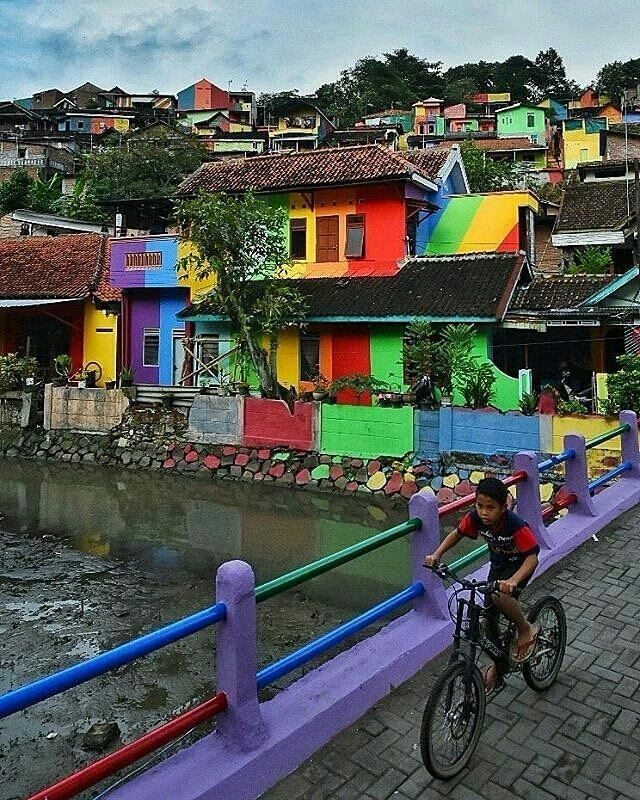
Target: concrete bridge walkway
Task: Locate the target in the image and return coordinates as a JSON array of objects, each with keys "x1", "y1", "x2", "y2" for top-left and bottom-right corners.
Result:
[{"x1": 260, "y1": 504, "x2": 640, "y2": 800}]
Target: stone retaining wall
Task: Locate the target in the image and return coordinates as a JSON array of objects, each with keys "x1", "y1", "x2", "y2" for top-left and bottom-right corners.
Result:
[{"x1": 0, "y1": 406, "x2": 560, "y2": 505}]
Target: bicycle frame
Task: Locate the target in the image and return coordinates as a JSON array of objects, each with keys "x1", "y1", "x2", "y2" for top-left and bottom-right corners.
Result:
[{"x1": 449, "y1": 583, "x2": 513, "y2": 672}]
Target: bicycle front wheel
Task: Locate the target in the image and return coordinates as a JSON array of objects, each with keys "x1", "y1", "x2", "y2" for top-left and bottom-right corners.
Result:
[
  {"x1": 420, "y1": 662, "x2": 486, "y2": 779},
  {"x1": 523, "y1": 595, "x2": 566, "y2": 691}
]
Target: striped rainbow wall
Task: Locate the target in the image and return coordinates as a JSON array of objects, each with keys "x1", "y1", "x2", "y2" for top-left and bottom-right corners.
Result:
[{"x1": 421, "y1": 191, "x2": 539, "y2": 255}]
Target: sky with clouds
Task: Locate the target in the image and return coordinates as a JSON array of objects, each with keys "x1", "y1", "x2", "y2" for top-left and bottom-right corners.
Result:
[{"x1": 1, "y1": 0, "x2": 638, "y2": 102}]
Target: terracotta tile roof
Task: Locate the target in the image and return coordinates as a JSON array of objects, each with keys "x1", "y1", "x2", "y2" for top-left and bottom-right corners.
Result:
[
  {"x1": 510, "y1": 274, "x2": 615, "y2": 311},
  {"x1": 395, "y1": 147, "x2": 452, "y2": 175},
  {"x1": 434, "y1": 137, "x2": 545, "y2": 152},
  {"x1": 182, "y1": 252, "x2": 524, "y2": 321},
  {"x1": 0, "y1": 233, "x2": 120, "y2": 302},
  {"x1": 177, "y1": 144, "x2": 448, "y2": 195},
  {"x1": 554, "y1": 180, "x2": 634, "y2": 232}
]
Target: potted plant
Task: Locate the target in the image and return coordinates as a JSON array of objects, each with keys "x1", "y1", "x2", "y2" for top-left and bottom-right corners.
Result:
[
  {"x1": 105, "y1": 378, "x2": 117, "y2": 390},
  {"x1": 432, "y1": 323, "x2": 476, "y2": 405},
  {"x1": 311, "y1": 373, "x2": 329, "y2": 401},
  {"x1": 119, "y1": 365, "x2": 134, "y2": 388},
  {"x1": 53, "y1": 354, "x2": 72, "y2": 385},
  {"x1": 76, "y1": 369, "x2": 88, "y2": 389},
  {"x1": 328, "y1": 373, "x2": 390, "y2": 405}
]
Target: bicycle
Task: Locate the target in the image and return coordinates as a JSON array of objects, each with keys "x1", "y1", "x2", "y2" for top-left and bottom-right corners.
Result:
[
  {"x1": 54, "y1": 358, "x2": 102, "y2": 385},
  {"x1": 420, "y1": 562, "x2": 566, "y2": 779}
]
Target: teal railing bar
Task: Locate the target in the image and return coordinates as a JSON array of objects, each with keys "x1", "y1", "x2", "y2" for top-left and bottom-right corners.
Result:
[
  {"x1": 255, "y1": 518, "x2": 422, "y2": 603},
  {"x1": 585, "y1": 423, "x2": 630, "y2": 450},
  {"x1": 449, "y1": 543, "x2": 488, "y2": 571}
]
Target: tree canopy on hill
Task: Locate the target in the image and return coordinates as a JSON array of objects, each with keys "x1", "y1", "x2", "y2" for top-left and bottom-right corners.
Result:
[{"x1": 310, "y1": 47, "x2": 617, "y2": 126}]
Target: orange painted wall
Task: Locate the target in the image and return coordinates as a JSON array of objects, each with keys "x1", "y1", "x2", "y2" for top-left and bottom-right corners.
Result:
[{"x1": 290, "y1": 183, "x2": 407, "y2": 278}]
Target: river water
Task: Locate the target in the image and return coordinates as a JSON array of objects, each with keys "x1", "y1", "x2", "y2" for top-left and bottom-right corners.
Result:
[{"x1": 0, "y1": 459, "x2": 418, "y2": 799}]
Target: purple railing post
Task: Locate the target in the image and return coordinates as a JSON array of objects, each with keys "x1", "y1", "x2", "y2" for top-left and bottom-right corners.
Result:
[
  {"x1": 619, "y1": 410, "x2": 640, "y2": 478},
  {"x1": 408, "y1": 489, "x2": 449, "y2": 619},
  {"x1": 215, "y1": 560, "x2": 267, "y2": 751},
  {"x1": 513, "y1": 451, "x2": 554, "y2": 550},
  {"x1": 564, "y1": 433, "x2": 596, "y2": 516}
]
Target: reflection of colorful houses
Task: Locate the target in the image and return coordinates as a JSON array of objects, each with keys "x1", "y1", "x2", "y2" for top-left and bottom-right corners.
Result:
[{"x1": 0, "y1": 234, "x2": 119, "y2": 384}]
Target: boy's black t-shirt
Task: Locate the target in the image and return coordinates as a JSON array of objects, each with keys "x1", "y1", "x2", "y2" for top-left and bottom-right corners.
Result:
[{"x1": 457, "y1": 508, "x2": 540, "y2": 570}]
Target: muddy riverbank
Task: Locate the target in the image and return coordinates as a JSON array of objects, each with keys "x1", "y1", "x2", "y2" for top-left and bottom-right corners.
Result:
[{"x1": 0, "y1": 529, "x2": 353, "y2": 800}]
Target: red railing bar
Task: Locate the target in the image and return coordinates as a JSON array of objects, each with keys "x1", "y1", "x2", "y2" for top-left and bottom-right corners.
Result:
[
  {"x1": 27, "y1": 692, "x2": 228, "y2": 800},
  {"x1": 438, "y1": 470, "x2": 527, "y2": 518},
  {"x1": 542, "y1": 492, "x2": 577, "y2": 519}
]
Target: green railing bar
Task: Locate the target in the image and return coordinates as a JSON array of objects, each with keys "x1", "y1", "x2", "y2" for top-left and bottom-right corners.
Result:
[
  {"x1": 585, "y1": 423, "x2": 630, "y2": 450},
  {"x1": 448, "y1": 543, "x2": 488, "y2": 572},
  {"x1": 255, "y1": 518, "x2": 422, "y2": 603}
]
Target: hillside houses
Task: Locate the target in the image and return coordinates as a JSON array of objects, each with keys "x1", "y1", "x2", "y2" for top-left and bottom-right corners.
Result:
[{"x1": 2, "y1": 76, "x2": 640, "y2": 407}]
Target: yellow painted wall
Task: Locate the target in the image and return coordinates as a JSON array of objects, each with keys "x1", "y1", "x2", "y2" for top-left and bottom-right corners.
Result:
[
  {"x1": 82, "y1": 301, "x2": 118, "y2": 387},
  {"x1": 177, "y1": 240, "x2": 216, "y2": 297},
  {"x1": 563, "y1": 129, "x2": 601, "y2": 169},
  {"x1": 275, "y1": 328, "x2": 299, "y2": 390},
  {"x1": 551, "y1": 414, "x2": 624, "y2": 476}
]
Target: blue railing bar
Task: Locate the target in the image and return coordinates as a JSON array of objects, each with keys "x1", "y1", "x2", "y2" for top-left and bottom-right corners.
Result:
[
  {"x1": 588, "y1": 461, "x2": 632, "y2": 494},
  {"x1": 0, "y1": 602, "x2": 227, "y2": 719},
  {"x1": 256, "y1": 582, "x2": 424, "y2": 689},
  {"x1": 538, "y1": 448, "x2": 576, "y2": 472}
]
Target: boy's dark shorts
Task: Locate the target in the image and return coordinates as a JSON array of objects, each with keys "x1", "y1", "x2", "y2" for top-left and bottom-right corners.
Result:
[{"x1": 485, "y1": 561, "x2": 532, "y2": 607}]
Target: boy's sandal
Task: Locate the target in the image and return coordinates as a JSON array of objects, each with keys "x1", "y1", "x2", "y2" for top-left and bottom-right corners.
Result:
[{"x1": 510, "y1": 624, "x2": 540, "y2": 664}]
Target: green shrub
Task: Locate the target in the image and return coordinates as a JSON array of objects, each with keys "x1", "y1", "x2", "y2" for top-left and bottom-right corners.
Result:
[
  {"x1": 605, "y1": 354, "x2": 640, "y2": 414},
  {"x1": 0, "y1": 352, "x2": 38, "y2": 393},
  {"x1": 460, "y1": 361, "x2": 497, "y2": 408}
]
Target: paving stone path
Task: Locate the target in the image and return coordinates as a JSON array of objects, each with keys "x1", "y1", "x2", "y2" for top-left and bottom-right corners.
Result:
[{"x1": 261, "y1": 505, "x2": 640, "y2": 800}]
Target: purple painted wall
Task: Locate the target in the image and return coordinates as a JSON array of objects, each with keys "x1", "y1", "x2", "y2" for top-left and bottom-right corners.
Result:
[{"x1": 130, "y1": 294, "x2": 160, "y2": 384}]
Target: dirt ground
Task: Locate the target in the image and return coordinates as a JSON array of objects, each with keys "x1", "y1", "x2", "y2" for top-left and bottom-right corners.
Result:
[{"x1": 0, "y1": 530, "x2": 349, "y2": 800}]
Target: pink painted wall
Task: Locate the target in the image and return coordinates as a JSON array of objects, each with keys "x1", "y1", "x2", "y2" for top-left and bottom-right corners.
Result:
[{"x1": 243, "y1": 398, "x2": 314, "y2": 450}]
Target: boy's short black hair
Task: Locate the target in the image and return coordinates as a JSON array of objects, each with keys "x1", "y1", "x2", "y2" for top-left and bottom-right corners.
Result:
[{"x1": 476, "y1": 477, "x2": 508, "y2": 505}]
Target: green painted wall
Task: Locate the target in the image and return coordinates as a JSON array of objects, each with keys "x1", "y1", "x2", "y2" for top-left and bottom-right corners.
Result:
[
  {"x1": 473, "y1": 330, "x2": 521, "y2": 410},
  {"x1": 320, "y1": 404, "x2": 414, "y2": 459},
  {"x1": 427, "y1": 194, "x2": 484, "y2": 254},
  {"x1": 370, "y1": 328, "x2": 405, "y2": 390},
  {"x1": 496, "y1": 105, "x2": 545, "y2": 138}
]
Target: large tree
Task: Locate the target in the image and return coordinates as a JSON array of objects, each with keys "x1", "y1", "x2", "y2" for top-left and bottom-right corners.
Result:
[
  {"x1": 174, "y1": 192, "x2": 307, "y2": 400},
  {"x1": 83, "y1": 127, "x2": 207, "y2": 202},
  {"x1": 530, "y1": 48, "x2": 579, "y2": 101},
  {"x1": 315, "y1": 48, "x2": 444, "y2": 126},
  {"x1": 596, "y1": 58, "x2": 640, "y2": 104}
]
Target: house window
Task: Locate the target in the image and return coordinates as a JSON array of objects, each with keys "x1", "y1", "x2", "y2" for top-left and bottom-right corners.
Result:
[
  {"x1": 345, "y1": 214, "x2": 365, "y2": 258},
  {"x1": 527, "y1": 113, "x2": 535, "y2": 127},
  {"x1": 195, "y1": 335, "x2": 220, "y2": 384},
  {"x1": 300, "y1": 334, "x2": 320, "y2": 381},
  {"x1": 290, "y1": 218, "x2": 307, "y2": 259},
  {"x1": 143, "y1": 328, "x2": 160, "y2": 367},
  {"x1": 580, "y1": 148, "x2": 589, "y2": 162}
]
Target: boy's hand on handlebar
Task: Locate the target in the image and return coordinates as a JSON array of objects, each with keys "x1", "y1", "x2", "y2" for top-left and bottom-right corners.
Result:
[
  {"x1": 424, "y1": 554, "x2": 440, "y2": 568},
  {"x1": 497, "y1": 579, "x2": 517, "y2": 595}
]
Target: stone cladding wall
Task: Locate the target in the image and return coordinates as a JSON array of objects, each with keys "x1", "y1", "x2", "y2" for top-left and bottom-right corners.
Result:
[{"x1": 0, "y1": 407, "x2": 524, "y2": 505}]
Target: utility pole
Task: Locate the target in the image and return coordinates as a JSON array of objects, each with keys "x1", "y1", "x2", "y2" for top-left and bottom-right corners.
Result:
[{"x1": 635, "y1": 158, "x2": 640, "y2": 266}]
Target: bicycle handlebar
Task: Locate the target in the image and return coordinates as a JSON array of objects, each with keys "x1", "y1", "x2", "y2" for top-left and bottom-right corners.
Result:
[{"x1": 425, "y1": 562, "x2": 520, "y2": 597}]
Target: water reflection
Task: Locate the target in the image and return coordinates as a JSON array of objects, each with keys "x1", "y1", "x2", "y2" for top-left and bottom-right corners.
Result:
[{"x1": 0, "y1": 460, "x2": 413, "y2": 610}]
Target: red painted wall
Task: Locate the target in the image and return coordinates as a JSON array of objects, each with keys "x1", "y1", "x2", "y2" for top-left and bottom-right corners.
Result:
[
  {"x1": 346, "y1": 184, "x2": 406, "y2": 276},
  {"x1": 194, "y1": 79, "x2": 229, "y2": 110},
  {"x1": 331, "y1": 327, "x2": 372, "y2": 404},
  {"x1": 243, "y1": 398, "x2": 314, "y2": 450}
]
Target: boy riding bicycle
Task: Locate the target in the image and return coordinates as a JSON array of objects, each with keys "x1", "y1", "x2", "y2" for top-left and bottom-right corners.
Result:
[{"x1": 424, "y1": 477, "x2": 540, "y2": 692}]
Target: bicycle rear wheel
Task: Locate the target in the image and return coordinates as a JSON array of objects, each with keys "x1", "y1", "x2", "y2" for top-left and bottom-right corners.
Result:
[
  {"x1": 420, "y1": 661, "x2": 486, "y2": 779},
  {"x1": 522, "y1": 595, "x2": 566, "y2": 691}
]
